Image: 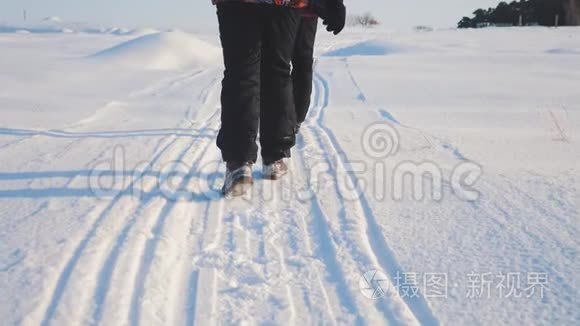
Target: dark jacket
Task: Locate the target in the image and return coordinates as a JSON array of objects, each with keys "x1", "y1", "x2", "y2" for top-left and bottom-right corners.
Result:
[
  {"x1": 308, "y1": 0, "x2": 343, "y2": 20},
  {"x1": 211, "y1": 0, "x2": 309, "y2": 8}
]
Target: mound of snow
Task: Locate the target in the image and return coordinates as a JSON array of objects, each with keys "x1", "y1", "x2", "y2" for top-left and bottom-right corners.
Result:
[
  {"x1": 129, "y1": 27, "x2": 160, "y2": 36},
  {"x1": 91, "y1": 31, "x2": 221, "y2": 70},
  {"x1": 323, "y1": 40, "x2": 408, "y2": 57}
]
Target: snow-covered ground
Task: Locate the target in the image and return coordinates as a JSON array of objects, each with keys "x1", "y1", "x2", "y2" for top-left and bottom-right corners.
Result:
[{"x1": 0, "y1": 26, "x2": 578, "y2": 325}]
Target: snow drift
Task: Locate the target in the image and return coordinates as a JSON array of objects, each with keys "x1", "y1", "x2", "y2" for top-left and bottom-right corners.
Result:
[
  {"x1": 90, "y1": 31, "x2": 221, "y2": 70},
  {"x1": 323, "y1": 39, "x2": 409, "y2": 57}
]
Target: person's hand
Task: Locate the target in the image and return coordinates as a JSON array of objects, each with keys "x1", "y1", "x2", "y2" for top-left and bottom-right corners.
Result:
[
  {"x1": 322, "y1": 0, "x2": 346, "y2": 35},
  {"x1": 313, "y1": 0, "x2": 346, "y2": 35}
]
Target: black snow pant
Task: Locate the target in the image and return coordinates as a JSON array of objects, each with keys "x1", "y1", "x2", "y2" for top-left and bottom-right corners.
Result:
[
  {"x1": 216, "y1": 3, "x2": 300, "y2": 165},
  {"x1": 292, "y1": 16, "x2": 318, "y2": 125}
]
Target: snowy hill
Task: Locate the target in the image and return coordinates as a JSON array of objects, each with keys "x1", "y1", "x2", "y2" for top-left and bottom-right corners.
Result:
[
  {"x1": 0, "y1": 27, "x2": 578, "y2": 325},
  {"x1": 91, "y1": 31, "x2": 221, "y2": 70}
]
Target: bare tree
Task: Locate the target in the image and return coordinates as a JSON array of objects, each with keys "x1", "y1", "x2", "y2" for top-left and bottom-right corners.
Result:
[{"x1": 348, "y1": 13, "x2": 380, "y2": 27}]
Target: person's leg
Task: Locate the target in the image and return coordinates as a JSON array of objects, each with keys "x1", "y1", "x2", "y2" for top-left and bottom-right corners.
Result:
[
  {"x1": 259, "y1": 5, "x2": 301, "y2": 164},
  {"x1": 216, "y1": 3, "x2": 262, "y2": 164},
  {"x1": 292, "y1": 16, "x2": 318, "y2": 125}
]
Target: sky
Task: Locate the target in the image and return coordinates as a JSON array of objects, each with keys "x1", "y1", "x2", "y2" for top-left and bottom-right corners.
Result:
[{"x1": 0, "y1": 0, "x2": 503, "y2": 30}]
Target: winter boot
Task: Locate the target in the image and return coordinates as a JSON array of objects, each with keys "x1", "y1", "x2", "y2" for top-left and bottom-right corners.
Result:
[
  {"x1": 263, "y1": 159, "x2": 289, "y2": 180},
  {"x1": 222, "y1": 162, "x2": 253, "y2": 197}
]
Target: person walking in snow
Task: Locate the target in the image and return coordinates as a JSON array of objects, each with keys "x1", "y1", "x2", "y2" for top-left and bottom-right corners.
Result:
[
  {"x1": 212, "y1": 0, "x2": 346, "y2": 196},
  {"x1": 293, "y1": 0, "x2": 345, "y2": 131}
]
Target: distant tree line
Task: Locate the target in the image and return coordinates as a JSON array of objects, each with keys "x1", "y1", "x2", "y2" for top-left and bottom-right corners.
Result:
[{"x1": 458, "y1": 0, "x2": 570, "y2": 28}]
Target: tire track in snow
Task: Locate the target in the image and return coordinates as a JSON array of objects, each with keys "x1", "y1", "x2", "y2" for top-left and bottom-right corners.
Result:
[{"x1": 311, "y1": 71, "x2": 439, "y2": 325}]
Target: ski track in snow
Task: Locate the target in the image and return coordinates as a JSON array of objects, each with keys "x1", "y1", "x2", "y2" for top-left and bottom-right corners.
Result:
[
  {"x1": 127, "y1": 116, "x2": 219, "y2": 326},
  {"x1": 318, "y1": 65, "x2": 444, "y2": 323},
  {"x1": 27, "y1": 70, "x2": 223, "y2": 326}
]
